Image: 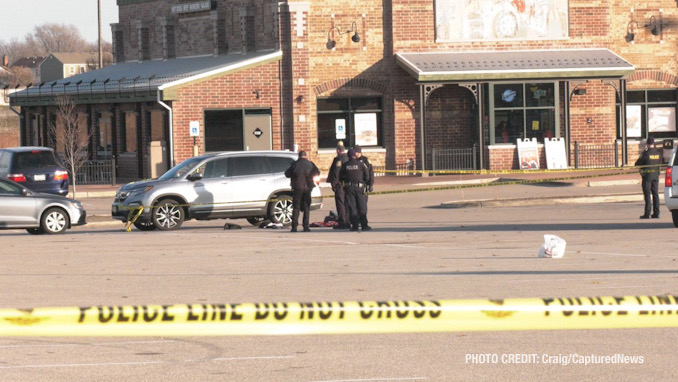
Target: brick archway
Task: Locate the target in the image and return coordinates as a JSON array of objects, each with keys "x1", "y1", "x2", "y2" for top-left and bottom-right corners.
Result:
[
  {"x1": 313, "y1": 78, "x2": 387, "y2": 96},
  {"x1": 628, "y1": 70, "x2": 678, "y2": 86}
]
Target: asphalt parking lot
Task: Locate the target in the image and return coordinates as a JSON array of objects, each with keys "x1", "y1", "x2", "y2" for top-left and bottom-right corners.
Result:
[{"x1": 1, "y1": 176, "x2": 677, "y2": 381}]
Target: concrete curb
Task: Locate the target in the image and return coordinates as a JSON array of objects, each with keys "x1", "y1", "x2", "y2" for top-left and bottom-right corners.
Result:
[{"x1": 439, "y1": 193, "x2": 645, "y2": 208}]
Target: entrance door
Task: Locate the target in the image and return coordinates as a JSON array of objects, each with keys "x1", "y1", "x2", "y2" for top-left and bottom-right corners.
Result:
[{"x1": 243, "y1": 114, "x2": 272, "y2": 151}]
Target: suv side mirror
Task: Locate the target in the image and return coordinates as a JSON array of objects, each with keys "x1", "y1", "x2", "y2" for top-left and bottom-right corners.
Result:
[
  {"x1": 22, "y1": 188, "x2": 33, "y2": 196},
  {"x1": 187, "y1": 172, "x2": 203, "y2": 181}
]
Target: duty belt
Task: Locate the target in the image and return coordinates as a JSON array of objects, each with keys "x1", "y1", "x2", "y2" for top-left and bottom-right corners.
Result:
[{"x1": 343, "y1": 182, "x2": 364, "y2": 188}]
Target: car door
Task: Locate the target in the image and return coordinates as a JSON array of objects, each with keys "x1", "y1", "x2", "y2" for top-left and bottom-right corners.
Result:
[
  {"x1": 227, "y1": 155, "x2": 275, "y2": 214},
  {"x1": 189, "y1": 157, "x2": 233, "y2": 218},
  {"x1": 0, "y1": 180, "x2": 38, "y2": 228}
]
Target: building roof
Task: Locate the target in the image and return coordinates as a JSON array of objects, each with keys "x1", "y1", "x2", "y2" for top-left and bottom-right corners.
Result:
[
  {"x1": 11, "y1": 56, "x2": 45, "y2": 69},
  {"x1": 395, "y1": 49, "x2": 635, "y2": 82},
  {"x1": 10, "y1": 50, "x2": 282, "y2": 106},
  {"x1": 48, "y1": 52, "x2": 97, "y2": 64}
]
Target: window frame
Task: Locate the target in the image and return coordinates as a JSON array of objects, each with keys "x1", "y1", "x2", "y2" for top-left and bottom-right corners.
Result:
[
  {"x1": 316, "y1": 96, "x2": 383, "y2": 149},
  {"x1": 616, "y1": 89, "x2": 678, "y2": 140}
]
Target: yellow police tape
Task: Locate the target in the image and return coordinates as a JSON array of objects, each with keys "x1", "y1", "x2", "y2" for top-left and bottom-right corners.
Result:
[{"x1": 1, "y1": 296, "x2": 676, "y2": 336}]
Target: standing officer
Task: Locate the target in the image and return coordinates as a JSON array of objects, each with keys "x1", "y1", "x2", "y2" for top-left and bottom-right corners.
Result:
[
  {"x1": 340, "y1": 149, "x2": 371, "y2": 231},
  {"x1": 326, "y1": 144, "x2": 350, "y2": 229},
  {"x1": 635, "y1": 137, "x2": 662, "y2": 219},
  {"x1": 285, "y1": 151, "x2": 319, "y2": 232},
  {"x1": 353, "y1": 145, "x2": 374, "y2": 224}
]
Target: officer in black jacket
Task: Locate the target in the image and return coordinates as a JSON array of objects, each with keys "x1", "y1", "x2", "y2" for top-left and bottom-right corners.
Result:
[
  {"x1": 327, "y1": 144, "x2": 350, "y2": 229},
  {"x1": 285, "y1": 151, "x2": 320, "y2": 232},
  {"x1": 354, "y1": 145, "x2": 374, "y2": 225},
  {"x1": 340, "y1": 149, "x2": 371, "y2": 231},
  {"x1": 635, "y1": 137, "x2": 662, "y2": 219}
]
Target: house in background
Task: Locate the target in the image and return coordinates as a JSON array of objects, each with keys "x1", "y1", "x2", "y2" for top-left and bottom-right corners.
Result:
[
  {"x1": 10, "y1": 56, "x2": 44, "y2": 83},
  {"x1": 40, "y1": 53, "x2": 97, "y2": 83}
]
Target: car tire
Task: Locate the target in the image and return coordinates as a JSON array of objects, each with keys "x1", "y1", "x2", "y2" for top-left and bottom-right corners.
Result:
[
  {"x1": 41, "y1": 207, "x2": 69, "y2": 234},
  {"x1": 26, "y1": 228, "x2": 45, "y2": 235},
  {"x1": 672, "y1": 210, "x2": 678, "y2": 228},
  {"x1": 152, "y1": 198, "x2": 185, "y2": 231},
  {"x1": 247, "y1": 217, "x2": 264, "y2": 226},
  {"x1": 268, "y1": 194, "x2": 293, "y2": 226},
  {"x1": 134, "y1": 221, "x2": 157, "y2": 231}
]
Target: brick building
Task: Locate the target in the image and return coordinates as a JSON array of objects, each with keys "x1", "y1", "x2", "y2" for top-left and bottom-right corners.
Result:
[{"x1": 9, "y1": 0, "x2": 678, "y2": 179}]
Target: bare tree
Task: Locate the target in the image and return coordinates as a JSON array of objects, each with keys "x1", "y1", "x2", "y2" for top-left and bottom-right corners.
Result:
[
  {"x1": 25, "y1": 23, "x2": 90, "y2": 55},
  {"x1": 48, "y1": 97, "x2": 92, "y2": 199},
  {"x1": 0, "y1": 66, "x2": 35, "y2": 88},
  {"x1": 0, "y1": 38, "x2": 35, "y2": 65}
]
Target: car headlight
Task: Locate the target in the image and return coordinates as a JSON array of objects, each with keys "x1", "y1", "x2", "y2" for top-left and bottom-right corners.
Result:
[
  {"x1": 127, "y1": 186, "x2": 154, "y2": 197},
  {"x1": 71, "y1": 201, "x2": 84, "y2": 210}
]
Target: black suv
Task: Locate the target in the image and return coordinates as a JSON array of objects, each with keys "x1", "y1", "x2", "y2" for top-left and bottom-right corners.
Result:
[{"x1": 0, "y1": 147, "x2": 70, "y2": 196}]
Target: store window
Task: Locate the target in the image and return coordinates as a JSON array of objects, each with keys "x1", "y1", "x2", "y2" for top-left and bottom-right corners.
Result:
[
  {"x1": 491, "y1": 83, "x2": 557, "y2": 144},
  {"x1": 317, "y1": 97, "x2": 382, "y2": 149},
  {"x1": 204, "y1": 110, "x2": 243, "y2": 152},
  {"x1": 617, "y1": 89, "x2": 677, "y2": 140}
]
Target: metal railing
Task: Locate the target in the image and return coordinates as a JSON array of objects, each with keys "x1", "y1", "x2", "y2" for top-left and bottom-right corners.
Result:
[
  {"x1": 574, "y1": 141, "x2": 618, "y2": 169},
  {"x1": 72, "y1": 159, "x2": 116, "y2": 185},
  {"x1": 428, "y1": 146, "x2": 477, "y2": 173}
]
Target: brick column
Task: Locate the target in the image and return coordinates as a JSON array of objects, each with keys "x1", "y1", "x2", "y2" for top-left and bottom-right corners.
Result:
[{"x1": 282, "y1": 2, "x2": 312, "y2": 154}]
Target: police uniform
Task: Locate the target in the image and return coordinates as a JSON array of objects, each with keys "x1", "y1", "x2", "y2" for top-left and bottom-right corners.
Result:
[
  {"x1": 635, "y1": 138, "x2": 662, "y2": 219},
  {"x1": 340, "y1": 149, "x2": 371, "y2": 231},
  {"x1": 285, "y1": 152, "x2": 320, "y2": 231},
  {"x1": 354, "y1": 146, "x2": 374, "y2": 226},
  {"x1": 327, "y1": 147, "x2": 350, "y2": 229}
]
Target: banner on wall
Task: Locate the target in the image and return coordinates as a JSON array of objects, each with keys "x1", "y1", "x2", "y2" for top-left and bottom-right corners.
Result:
[
  {"x1": 517, "y1": 138, "x2": 540, "y2": 170},
  {"x1": 435, "y1": 0, "x2": 569, "y2": 42}
]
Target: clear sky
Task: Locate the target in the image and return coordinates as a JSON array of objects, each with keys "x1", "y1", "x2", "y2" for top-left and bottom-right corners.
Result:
[{"x1": 0, "y1": 0, "x2": 119, "y2": 44}]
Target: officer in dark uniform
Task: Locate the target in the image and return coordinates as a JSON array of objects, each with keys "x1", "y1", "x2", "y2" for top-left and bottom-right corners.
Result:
[
  {"x1": 285, "y1": 151, "x2": 319, "y2": 232},
  {"x1": 635, "y1": 137, "x2": 662, "y2": 219},
  {"x1": 353, "y1": 145, "x2": 374, "y2": 225},
  {"x1": 326, "y1": 144, "x2": 350, "y2": 229},
  {"x1": 340, "y1": 149, "x2": 371, "y2": 231}
]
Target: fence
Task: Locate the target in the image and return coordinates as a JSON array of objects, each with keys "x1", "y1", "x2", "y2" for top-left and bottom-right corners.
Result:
[
  {"x1": 573, "y1": 141, "x2": 618, "y2": 169},
  {"x1": 428, "y1": 146, "x2": 477, "y2": 174},
  {"x1": 72, "y1": 159, "x2": 116, "y2": 185}
]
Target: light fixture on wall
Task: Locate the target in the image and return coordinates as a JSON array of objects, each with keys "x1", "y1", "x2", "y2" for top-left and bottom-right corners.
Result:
[
  {"x1": 296, "y1": 95, "x2": 305, "y2": 104},
  {"x1": 647, "y1": 15, "x2": 662, "y2": 36},
  {"x1": 625, "y1": 20, "x2": 639, "y2": 42},
  {"x1": 326, "y1": 22, "x2": 360, "y2": 49}
]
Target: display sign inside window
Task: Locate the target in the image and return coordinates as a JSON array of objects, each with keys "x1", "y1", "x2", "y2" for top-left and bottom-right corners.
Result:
[
  {"x1": 435, "y1": 0, "x2": 569, "y2": 42},
  {"x1": 626, "y1": 105, "x2": 642, "y2": 138},
  {"x1": 335, "y1": 119, "x2": 346, "y2": 140},
  {"x1": 354, "y1": 113, "x2": 378, "y2": 146},
  {"x1": 648, "y1": 107, "x2": 676, "y2": 133}
]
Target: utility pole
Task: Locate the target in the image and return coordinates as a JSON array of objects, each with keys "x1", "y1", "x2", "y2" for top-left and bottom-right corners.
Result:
[{"x1": 98, "y1": 0, "x2": 103, "y2": 69}]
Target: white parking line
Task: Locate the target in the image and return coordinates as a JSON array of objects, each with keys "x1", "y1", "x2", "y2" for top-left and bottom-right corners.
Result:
[
  {"x1": 308, "y1": 378, "x2": 426, "y2": 382},
  {"x1": 0, "y1": 340, "x2": 176, "y2": 349}
]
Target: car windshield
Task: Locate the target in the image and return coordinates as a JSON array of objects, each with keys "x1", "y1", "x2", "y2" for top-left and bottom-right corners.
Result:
[
  {"x1": 13, "y1": 151, "x2": 59, "y2": 171},
  {"x1": 157, "y1": 157, "x2": 204, "y2": 180}
]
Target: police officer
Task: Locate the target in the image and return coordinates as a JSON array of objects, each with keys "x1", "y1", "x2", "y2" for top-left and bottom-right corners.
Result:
[
  {"x1": 326, "y1": 144, "x2": 350, "y2": 229},
  {"x1": 635, "y1": 137, "x2": 662, "y2": 219},
  {"x1": 285, "y1": 151, "x2": 320, "y2": 232},
  {"x1": 353, "y1": 145, "x2": 374, "y2": 225},
  {"x1": 340, "y1": 149, "x2": 371, "y2": 231}
]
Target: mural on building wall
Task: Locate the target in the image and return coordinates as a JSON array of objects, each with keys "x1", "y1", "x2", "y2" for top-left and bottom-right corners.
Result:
[{"x1": 435, "y1": 0, "x2": 568, "y2": 42}]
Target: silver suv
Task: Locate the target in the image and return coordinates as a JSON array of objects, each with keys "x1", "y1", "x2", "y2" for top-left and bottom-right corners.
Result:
[
  {"x1": 111, "y1": 151, "x2": 322, "y2": 231},
  {"x1": 664, "y1": 147, "x2": 678, "y2": 227}
]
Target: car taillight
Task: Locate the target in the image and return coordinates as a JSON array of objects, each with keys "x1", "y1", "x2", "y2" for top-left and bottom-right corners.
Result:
[
  {"x1": 7, "y1": 174, "x2": 26, "y2": 182},
  {"x1": 54, "y1": 170, "x2": 69, "y2": 181},
  {"x1": 666, "y1": 167, "x2": 673, "y2": 187}
]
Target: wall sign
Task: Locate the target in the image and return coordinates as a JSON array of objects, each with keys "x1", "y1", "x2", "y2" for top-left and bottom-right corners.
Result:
[
  {"x1": 171, "y1": 1, "x2": 215, "y2": 14},
  {"x1": 189, "y1": 121, "x2": 200, "y2": 137},
  {"x1": 335, "y1": 119, "x2": 346, "y2": 140}
]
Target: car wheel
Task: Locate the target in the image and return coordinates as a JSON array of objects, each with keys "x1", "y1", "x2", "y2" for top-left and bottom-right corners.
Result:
[
  {"x1": 41, "y1": 207, "x2": 69, "y2": 234},
  {"x1": 268, "y1": 194, "x2": 293, "y2": 226},
  {"x1": 26, "y1": 228, "x2": 45, "y2": 235},
  {"x1": 133, "y1": 221, "x2": 157, "y2": 231},
  {"x1": 152, "y1": 199, "x2": 184, "y2": 231},
  {"x1": 246, "y1": 217, "x2": 264, "y2": 226},
  {"x1": 672, "y1": 210, "x2": 678, "y2": 228}
]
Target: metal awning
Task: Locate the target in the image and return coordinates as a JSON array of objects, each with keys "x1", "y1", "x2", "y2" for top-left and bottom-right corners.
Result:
[
  {"x1": 396, "y1": 49, "x2": 634, "y2": 82},
  {"x1": 9, "y1": 50, "x2": 282, "y2": 106}
]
